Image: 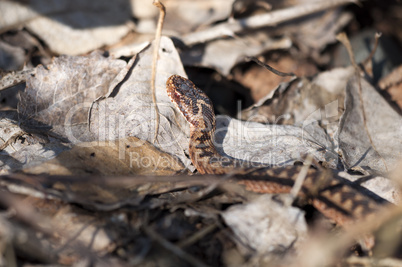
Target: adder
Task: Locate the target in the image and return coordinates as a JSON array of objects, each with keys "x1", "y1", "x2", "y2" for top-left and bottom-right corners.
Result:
[{"x1": 166, "y1": 74, "x2": 389, "y2": 226}]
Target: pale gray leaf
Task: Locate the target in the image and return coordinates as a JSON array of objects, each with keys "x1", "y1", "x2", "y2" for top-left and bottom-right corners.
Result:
[
  {"x1": 18, "y1": 51, "x2": 127, "y2": 142},
  {"x1": 0, "y1": 112, "x2": 69, "y2": 173},
  {"x1": 337, "y1": 76, "x2": 402, "y2": 172},
  {"x1": 0, "y1": 0, "x2": 132, "y2": 55},
  {"x1": 89, "y1": 37, "x2": 192, "y2": 170},
  {"x1": 215, "y1": 116, "x2": 338, "y2": 168},
  {"x1": 222, "y1": 195, "x2": 307, "y2": 254}
]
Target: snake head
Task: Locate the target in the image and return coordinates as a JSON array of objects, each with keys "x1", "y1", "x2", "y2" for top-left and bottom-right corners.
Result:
[{"x1": 166, "y1": 75, "x2": 215, "y2": 131}]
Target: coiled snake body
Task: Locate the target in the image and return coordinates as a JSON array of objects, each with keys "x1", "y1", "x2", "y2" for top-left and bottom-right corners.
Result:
[{"x1": 166, "y1": 75, "x2": 387, "y2": 225}]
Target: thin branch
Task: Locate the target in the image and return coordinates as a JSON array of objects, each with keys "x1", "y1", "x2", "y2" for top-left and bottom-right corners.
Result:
[
  {"x1": 176, "y1": 224, "x2": 218, "y2": 248},
  {"x1": 362, "y1": 32, "x2": 382, "y2": 67},
  {"x1": 336, "y1": 32, "x2": 388, "y2": 171},
  {"x1": 142, "y1": 225, "x2": 209, "y2": 267},
  {"x1": 246, "y1": 56, "x2": 296, "y2": 77},
  {"x1": 151, "y1": 0, "x2": 166, "y2": 144},
  {"x1": 288, "y1": 154, "x2": 314, "y2": 204},
  {"x1": 0, "y1": 131, "x2": 25, "y2": 151}
]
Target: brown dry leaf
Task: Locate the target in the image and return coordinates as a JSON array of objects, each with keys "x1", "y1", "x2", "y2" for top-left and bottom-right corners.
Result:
[
  {"x1": 337, "y1": 75, "x2": 402, "y2": 173},
  {"x1": 0, "y1": 174, "x2": 222, "y2": 212},
  {"x1": 233, "y1": 55, "x2": 319, "y2": 102},
  {"x1": 379, "y1": 64, "x2": 402, "y2": 109},
  {"x1": 23, "y1": 137, "x2": 186, "y2": 176},
  {"x1": 0, "y1": 1, "x2": 132, "y2": 55},
  {"x1": 240, "y1": 67, "x2": 354, "y2": 126}
]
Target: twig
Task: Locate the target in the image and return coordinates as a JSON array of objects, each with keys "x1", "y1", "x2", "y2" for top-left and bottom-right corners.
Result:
[
  {"x1": 246, "y1": 56, "x2": 296, "y2": 77},
  {"x1": 362, "y1": 32, "x2": 382, "y2": 67},
  {"x1": 336, "y1": 32, "x2": 388, "y2": 171},
  {"x1": 181, "y1": 0, "x2": 357, "y2": 46},
  {"x1": 288, "y1": 154, "x2": 314, "y2": 204},
  {"x1": 142, "y1": 225, "x2": 209, "y2": 267},
  {"x1": 176, "y1": 224, "x2": 218, "y2": 248},
  {"x1": 151, "y1": 0, "x2": 166, "y2": 144},
  {"x1": 0, "y1": 131, "x2": 25, "y2": 151}
]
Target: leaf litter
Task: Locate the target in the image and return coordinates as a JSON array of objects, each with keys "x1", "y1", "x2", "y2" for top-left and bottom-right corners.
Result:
[{"x1": 0, "y1": 1, "x2": 402, "y2": 266}]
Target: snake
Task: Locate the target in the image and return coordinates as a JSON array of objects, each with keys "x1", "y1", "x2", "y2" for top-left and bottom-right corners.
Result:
[{"x1": 166, "y1": 74, "x2": 388, "y2": 226}]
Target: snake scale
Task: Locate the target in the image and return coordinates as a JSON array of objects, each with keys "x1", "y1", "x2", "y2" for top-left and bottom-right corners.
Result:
[{"x1": 166, "y1": 74, "x2": 388, "y2": 226}]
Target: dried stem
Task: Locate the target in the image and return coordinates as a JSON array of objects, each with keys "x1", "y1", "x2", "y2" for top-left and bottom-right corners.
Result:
[
  {"x1": 336, "y1": 32, "x2": 388, "y2": 171},
  {"x1": 246, "y1": 56, "x2": 296, "y2": 77},
  {"x1": 0, "y1": 131, "x2": 24, "y2": 151},
  {"x1": 289, "y1": 154, "x2": 314, "y2": 203},
  {"x1": 151, "y1": 0, "x2": 166, "y2": 144},
  {"x1": 142, "y1": 225, "x2": 209, "y2": 267},
  {"x1": 362, "y1": 32, "x2": 382, "y2": 67}
]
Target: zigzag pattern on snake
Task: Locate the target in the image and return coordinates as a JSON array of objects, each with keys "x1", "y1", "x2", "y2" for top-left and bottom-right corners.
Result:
[{"x1": 166, "y1": 74, "x2": 388, "y2": 225}]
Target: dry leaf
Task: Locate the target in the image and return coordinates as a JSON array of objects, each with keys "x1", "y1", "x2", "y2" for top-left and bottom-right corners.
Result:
[
  {"x1": 239, "y1": 66, "x2": 402, "y2": 173},
  {"x1": 337, "y1": 75, "x2": 402, "y2": 173},
  {"x1": 163, "y1": 0, "x2": 235, "y2": 35},
  {"x1": 18, "y1": 51, "x2": 126, "y2": 142},
  {"x1": 47, "y1": 204, "x2": 115, "y2": 253},
  {"x1": 180, "y1": 32, "x2": 292, "y2": 76},
  {"x1": 214, "y1": 116, "x2": 337, "y2": 168},
  {"x1": 222, "y1": 194, "x2": 307, "y2": 254},
  {"x1": 240, "y1": 67, "x2": 354, "y2": 126},
  {"x1": 89, "y1": 37, "x2": 192, "y2": 170},
  {"x1": 23, "y1": 137, "x2": 186, "y2": 176},
  {"x1": 379, "y1": 64, "x2": 402, "y2": 109},
  {"x1": 0, "y1": 111, "x2": 69, "y2": 174},
  {"x1": 14, "y1": 37, "x2": 193, "y2": 173},
  {"x1": 0, "y1": 1, "x2": 132, "y2": 55},
  {"x1": 289, "y1": 7, "x2": 353, "y2": 59},
  {"x1": 339, "y1": 171, "x2": 400, "y2": 203},
  {"x1": 179, "y1": 1, "x2": 352, "y2": 73}
]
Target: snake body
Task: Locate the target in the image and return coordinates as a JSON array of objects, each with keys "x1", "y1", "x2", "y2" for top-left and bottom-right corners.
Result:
[{"x1": 166, "y1": 74, "x2": 387, "y2": 225}]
